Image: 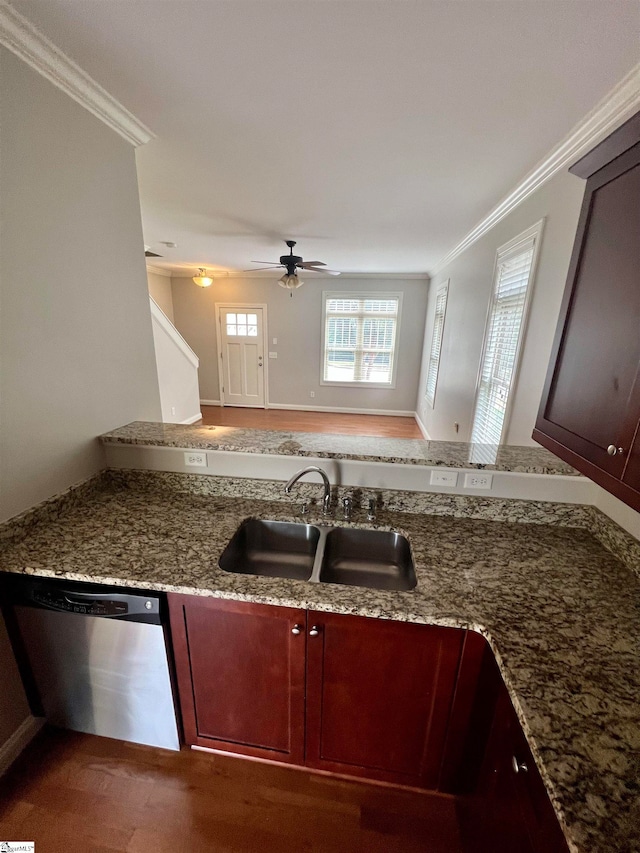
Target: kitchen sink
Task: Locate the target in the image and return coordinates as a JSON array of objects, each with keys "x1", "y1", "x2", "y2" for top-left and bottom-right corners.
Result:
[
  {"x1": 218, "y1": 519, "x2": 320, "y2": 580},
  {"x1": 219, "y1": 519, "x2": 416, "y2": 591},
  {"x1": 319, "y1": 527, "x2": 417, "y2": 591}
]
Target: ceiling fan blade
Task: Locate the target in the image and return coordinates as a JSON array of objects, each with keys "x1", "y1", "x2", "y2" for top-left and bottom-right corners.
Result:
[
  {"x1": 251, "y1": 260, "x2": 281, "y2": 265},
  {"x1": 303, "y1": 267, "x2": 341, "y2": 276},
  {"x1": 242, "y1": 265, "x2": 283, "y2": 271},
  {"x1": 299, "y1": 261, "x2": 326, "y2": 268}
]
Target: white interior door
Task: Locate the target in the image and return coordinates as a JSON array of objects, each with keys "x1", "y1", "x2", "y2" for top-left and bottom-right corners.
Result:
[{"x1": 218, "y1": 306, "x2": 266, "y2": 407}]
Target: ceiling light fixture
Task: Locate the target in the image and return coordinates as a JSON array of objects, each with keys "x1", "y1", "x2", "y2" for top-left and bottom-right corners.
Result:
[
  {"x1": 278, "y1": 272, "x2": 303, "y2": 290},
  {"x1": 193, "y1": 268, "x2": 213, "y2": 288}
]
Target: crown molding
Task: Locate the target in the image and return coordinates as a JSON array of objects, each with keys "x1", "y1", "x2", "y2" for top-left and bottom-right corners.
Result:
[
  {"x1": 170, "y1": 269, "x2": 429, "y2": 280},
  {"x1": 431, "y1": 62, "x2": 640, "y2": 275},
  {"x1": 0, "y1": 1, "x2": 154, "y2": 147},
  {"x1": 146, "y1": 264, "x2": 172, "y2": 278}
]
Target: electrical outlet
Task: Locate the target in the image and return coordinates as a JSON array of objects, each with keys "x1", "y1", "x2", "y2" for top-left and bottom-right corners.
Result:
[
  {"x1": 184, "y1": 451, "x2": 207, "y2": 468},
  {"x1": 310, "y1": 391, "x2": 315, "y2": 398},
  {"x1": 430, "y1": 470, "x2": 458, "y2": 487},
  {"x1": 463, "y1": 472, "x2": 493, "y2": 490},
  {"x1": 171, "y1": 406, "x2": 176, "y2": 416},
  {"x1": 272, "y1": 337, "x2": 278, "y2": 345}
]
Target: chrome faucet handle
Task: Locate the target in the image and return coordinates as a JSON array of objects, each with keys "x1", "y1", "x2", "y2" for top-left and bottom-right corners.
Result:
[
  {"x1": 322, "y1": 492, "x2": 332, "y2": 515},
  {"x1": 342, "y1": 496, "x2": 352, "y2": 520},
  {"x1": 367, "y1": 497, "x2": 377, "y2": 521}
]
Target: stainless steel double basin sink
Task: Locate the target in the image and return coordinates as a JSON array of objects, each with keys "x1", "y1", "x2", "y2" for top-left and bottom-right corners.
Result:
[{"x1": 219, "y1": 519, "x2": 416, "y2": 591}]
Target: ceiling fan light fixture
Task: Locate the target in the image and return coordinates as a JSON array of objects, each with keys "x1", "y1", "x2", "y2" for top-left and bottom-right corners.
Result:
[
  {"x1": 193, "y1": 267, "x2": 213, "y2": 288},
  {"x1": 278, "y1": 273, "x2": 303, "y2": 290}
]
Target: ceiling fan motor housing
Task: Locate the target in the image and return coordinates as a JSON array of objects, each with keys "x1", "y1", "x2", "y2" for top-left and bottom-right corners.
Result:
[{"x1": 280, "y1": 253, "x2": 303, "y2": 274}]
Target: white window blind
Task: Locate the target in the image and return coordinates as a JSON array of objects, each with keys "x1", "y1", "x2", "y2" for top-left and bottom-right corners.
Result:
[
  {"x1": 470, "y1": 225, "x2": 542, "y2": 445},
  {"x1": 425, "y1": 281, "x2": 449, "y2": 407},
  {"x1": 322, "y1": 294, "x2": 400, "y2": 386}
]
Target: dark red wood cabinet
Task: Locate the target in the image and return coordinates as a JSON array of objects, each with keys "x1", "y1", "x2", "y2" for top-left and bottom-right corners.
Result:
[
  {"x1": 533, "y1": 110, "x2": 640, "y2": 511},
  {"x1": 454, "y1": 638, "x2": 569, "y2": 853},
  {"x1": 305, "y1": 610, "x2": 463, "y2": 788},
  {"x1": 168, "y1": 596, "x2": 568, "y2": 850},
  {"x1": 167, "y1": 595, "x2": 307, "y2": 764},
  {"x1": 168, "y1": 594, "x2": 462, "y2": 787}
]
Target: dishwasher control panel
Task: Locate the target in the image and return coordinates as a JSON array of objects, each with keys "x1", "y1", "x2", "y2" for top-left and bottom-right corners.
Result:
[{"x1": 32, "y1": 589, "x2": 129, "y2": 616}]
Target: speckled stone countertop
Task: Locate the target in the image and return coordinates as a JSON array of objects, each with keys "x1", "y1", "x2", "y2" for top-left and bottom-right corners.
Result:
[
  {"x1": 0, "y1": 476, "x2": 637, "y2": 853},
  {"x1": 100, "y1": 421, "x2": 580, "y2": 475}
]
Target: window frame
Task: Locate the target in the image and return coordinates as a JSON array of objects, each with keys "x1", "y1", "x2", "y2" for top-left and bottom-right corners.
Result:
[
  {"x1": 470, "y1": 219, "x2": 545, "y2": 445},
  {"x1": 320, "y1": 291, "x2": 403, "y2": 389},
  {"x1": 424, "y1": 279, "x2": 449, "y2": 409}
]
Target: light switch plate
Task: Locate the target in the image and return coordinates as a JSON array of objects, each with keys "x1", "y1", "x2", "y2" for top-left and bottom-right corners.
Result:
[
  {"x1": 184, "y1": 451, "x2": 207, "y2": 468},
  {"x1": 268, "y1": 352, "x2": 278, "y2": 359},
  {"x1": 430, "y1": 470, "x2": 458, "y2": 487}
]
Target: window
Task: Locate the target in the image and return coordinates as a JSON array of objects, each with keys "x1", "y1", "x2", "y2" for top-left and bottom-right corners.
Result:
[
  {"x1": 425, "y1": 280, "x2": 449, "y2": 408},
  {"x1": 470, "y1": 221, "x2": 544, "y2": 445},
  {"x1": 225, "y1": 312, "x2": 258, "y2": 337},
  {"x1": 321, "y1": 293, "x2": 401, "y2": 387}
]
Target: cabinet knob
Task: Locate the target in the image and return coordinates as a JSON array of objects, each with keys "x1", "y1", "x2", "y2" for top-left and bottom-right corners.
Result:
[
  {"x1": 291, "y1": 624, "x2": 302, "y2": 635},
  {"x1": 512, "y1": 755, "x2": 528, "y2": 774},
  {"x1": 607, "y1": 445, "x2": 625, "y2": 456},
  {"x1": 309, "y1": 626, "x2": 320, "y2": 637}
]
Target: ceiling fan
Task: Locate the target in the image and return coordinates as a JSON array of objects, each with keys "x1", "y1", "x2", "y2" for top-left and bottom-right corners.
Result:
[{"x1": 246, "y1": 240, "x2": 341, "y2": 290}]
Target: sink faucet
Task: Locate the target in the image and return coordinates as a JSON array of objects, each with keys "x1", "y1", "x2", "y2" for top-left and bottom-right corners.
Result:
[{"x1": 285, "y1": 466, "x2": 332, "y2": 515}]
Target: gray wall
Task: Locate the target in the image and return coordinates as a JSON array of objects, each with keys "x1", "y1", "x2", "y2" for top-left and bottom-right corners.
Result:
[
  {"x1": 0, "y1": 48, "x2": 162, "y2": 751},
  {"x1": 416, "y1": 168, "x2": 585, "y2": 445},
  {"x1": 172, "y1": 275, "x2": 428, "y2": 412},
  {"x1": 0, "y1": 47, "x2": 161, "y2": 523},
  {"x1": 147, "y1": 271, "x2": 175, "y2": 321}
]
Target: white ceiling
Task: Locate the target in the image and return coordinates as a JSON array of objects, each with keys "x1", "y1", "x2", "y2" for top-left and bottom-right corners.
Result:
[{"x1": 12, "y1": 0, "x2": 640, "y2": 275}]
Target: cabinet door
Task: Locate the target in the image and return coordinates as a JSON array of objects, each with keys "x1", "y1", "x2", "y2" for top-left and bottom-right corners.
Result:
[
  {"x1": 305, "y1": 611, "x2": 463, "y2": 788},
  {"x1": 534, "y1": 135, "x2": 640, "y2": 507},
  {"x1": 458, "y1": 668, "x2": 569, "y2": 853},
  {"x1": 168, "y1": 594, "x2": 306, "y2": 764}
]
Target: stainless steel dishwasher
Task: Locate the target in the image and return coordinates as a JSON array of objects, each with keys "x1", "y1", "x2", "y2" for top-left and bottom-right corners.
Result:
[{"x1": 8, "y1": 576, "x2": 180, "y2": 751}]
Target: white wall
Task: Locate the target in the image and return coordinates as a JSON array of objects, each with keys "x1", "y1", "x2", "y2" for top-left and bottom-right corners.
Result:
[
  {"x1": 147, "y1": 270, "x2": 175, "y2": 321},
  {"x1": 172, "y1": 275, "x2": 429, "y2": 412},
  {"x1": 416, "y1": 169, "x2": 585, "y2": 445},
  {"x1": 0, "y1": 47, "x2": 162, "y2": 524},
  {"x1": 150, "y1": 298, "x2": 201, "y2": 424},
  {"x1": 0, "y1": 47, "x2": 162, "y2": 760}
]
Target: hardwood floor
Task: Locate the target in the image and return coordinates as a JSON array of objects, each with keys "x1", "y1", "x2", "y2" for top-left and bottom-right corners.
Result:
[
  {"x1": 200, "y1": 406, "x2": 423, "y2": 438},
  {"x1": 0, "y1": 727, "x2": 462, "y2": 852}
]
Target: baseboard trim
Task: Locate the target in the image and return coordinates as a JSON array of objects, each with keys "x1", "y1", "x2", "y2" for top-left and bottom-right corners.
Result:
[
  {"x1": 180, "y1": 413, "x2": 203, "y2": 425},
  {"x1": 200, "y1": 399, "x2": 221, "y2": 407},
  {"x1": 268, "y1": 403, "x2": 415, "y2": 417},
  {"x1": 0, "y1": 715, "x2": 45, "y2": 777},
  {"x1": 414, "y1": 412, "x2": 431, "y2": 440}
]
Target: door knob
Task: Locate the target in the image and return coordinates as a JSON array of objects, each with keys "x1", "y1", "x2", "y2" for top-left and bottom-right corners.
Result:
[
  {"x1": 607, "y1": 445, "x2": 625, "y2": 456},
  {"x1": 291, "y1": 624, "x2": 302, "y2": 635},
  {"x1": 309, "y1": 626, "x2": 320, "y2": 637}
]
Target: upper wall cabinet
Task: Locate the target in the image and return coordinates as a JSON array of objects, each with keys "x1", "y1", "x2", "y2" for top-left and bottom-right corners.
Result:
[{"x1": 533, "y1": 111, "x2": 640, "y2": 511}]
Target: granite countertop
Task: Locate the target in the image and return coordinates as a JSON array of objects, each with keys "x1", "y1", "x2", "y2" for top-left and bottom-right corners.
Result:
[
  {"x1": 0, "y1": 478, "x2": 637, "y2": 853},
  {"x1": 100, "y1": 421, "x2": 580, "y2": 475}
]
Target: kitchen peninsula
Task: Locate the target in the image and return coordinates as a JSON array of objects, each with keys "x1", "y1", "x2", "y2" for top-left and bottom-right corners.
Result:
[{"x1": 0, "y1": 454, "x2": 638, "y2": 853}]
